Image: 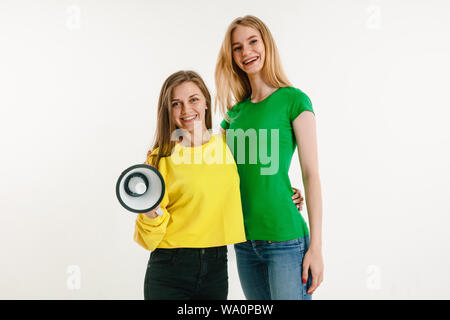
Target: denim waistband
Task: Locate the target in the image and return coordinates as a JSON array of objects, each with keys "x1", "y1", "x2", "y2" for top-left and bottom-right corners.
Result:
[
  {"x1": 247, "y1": 240, "x2": 272, "y2": 245},
  {"x1": 245, "y1": 240, "x2": 287, "y2": 245},
  {"x1": 243, "y1": 237, "x2": 307, "y2": 246}
]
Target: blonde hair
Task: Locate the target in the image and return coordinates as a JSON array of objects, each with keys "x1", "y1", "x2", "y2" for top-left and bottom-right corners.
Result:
[
  {"x1": 215, "y1": 15, "x2": 292, "y2": 118},
  {"x1": 149, "y1": 70, "x2": 212, "y2": 168}
]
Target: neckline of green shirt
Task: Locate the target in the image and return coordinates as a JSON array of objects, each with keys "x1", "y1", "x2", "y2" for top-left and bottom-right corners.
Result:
[{"x1": 245, "y1": 87, "x2": 284, "y2": 105}]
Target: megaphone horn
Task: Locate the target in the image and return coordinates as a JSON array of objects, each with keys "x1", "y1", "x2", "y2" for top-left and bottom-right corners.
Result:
[{"x1": 116, "y1": 164, "x2": 165, "y2": 214}]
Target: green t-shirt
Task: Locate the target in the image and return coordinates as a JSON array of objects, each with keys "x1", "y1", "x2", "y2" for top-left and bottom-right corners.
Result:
[{"x1": 220, "y1": 87, "x2": 315, "y2": 241}]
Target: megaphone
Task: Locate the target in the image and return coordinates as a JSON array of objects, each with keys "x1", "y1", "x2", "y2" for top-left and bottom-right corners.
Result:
[{"x1": 116, "y1": 164, "x2": 165, "y2": 215}]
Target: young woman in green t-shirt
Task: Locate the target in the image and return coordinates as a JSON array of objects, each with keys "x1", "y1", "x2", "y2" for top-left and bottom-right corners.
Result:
[{"x1": 215, "y1": 15, "x2": 324, "y2": 299}]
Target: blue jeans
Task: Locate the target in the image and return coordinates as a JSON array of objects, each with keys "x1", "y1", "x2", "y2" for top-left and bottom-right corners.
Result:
[{"x1": 234, "y1": 235, "x2": 312, "y2": 300}]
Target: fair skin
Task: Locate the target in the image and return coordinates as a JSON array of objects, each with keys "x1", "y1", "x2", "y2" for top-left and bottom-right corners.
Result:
[
  {"x1": 144, "y1": 81, "x2": 210, "y2": 219},
  {"x1": 230, "y1": 24, "x2": 324, "y2": 295},
  {"x1": 227, "y1": 25, "x2": 304, "y2": 209},
  {"x1": 171, "y1": 81, "x2": 211, "y2": 148}
]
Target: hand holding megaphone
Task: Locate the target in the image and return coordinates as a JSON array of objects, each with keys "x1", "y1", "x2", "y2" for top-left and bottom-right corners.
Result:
[
  {"x1": 143, "y1": 206, "x2": 163, "y2": 219},
  {"x1": 116, "y1": 164, "x2": 166, "y2": 215}
]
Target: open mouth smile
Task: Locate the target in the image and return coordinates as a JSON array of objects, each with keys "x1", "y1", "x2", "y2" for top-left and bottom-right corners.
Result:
[
  {"x1": 243, "y1": 56, "x2": 259, "y2": 66},
  {"x1": 181, "y1": 114, "x2": 199, "y2": 122}
]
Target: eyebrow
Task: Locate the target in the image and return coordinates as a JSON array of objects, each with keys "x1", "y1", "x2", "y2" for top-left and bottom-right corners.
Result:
[
  {"x1": 171, "y1": 94, "x2": 200, "y2": 101},
  {"x1": 232, "y1": 35, "x2": 257, "y2": 46}
]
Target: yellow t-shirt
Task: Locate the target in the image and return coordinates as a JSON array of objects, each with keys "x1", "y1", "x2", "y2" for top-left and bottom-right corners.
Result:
[{"x1": 134, "y1": 134, "x2": 247, "y2": 250}]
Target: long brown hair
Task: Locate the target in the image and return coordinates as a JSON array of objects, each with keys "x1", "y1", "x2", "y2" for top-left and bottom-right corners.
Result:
[
  {"x1": 215, "y1": 15, "x2": 292, "y2": 119},
  {"x1": 148, "y1": 70, "x2": 212, "y2": 168}
]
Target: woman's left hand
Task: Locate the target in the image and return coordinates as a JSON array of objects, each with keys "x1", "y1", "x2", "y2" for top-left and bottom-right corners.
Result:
[
  {"x1": 302, "y1": 247, "x2": 324, "y2": 295},
  {"x1": 292, "y1": 187, "x2": 304, "y2": 211}
]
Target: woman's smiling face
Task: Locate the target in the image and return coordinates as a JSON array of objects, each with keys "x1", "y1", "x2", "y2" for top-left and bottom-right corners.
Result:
[
  {"x1": 171, "y1": 81, "x2": 208, "y2": 134},
  {"x1": 231, "y1": 25, "x2": 266, "y2": 75}
]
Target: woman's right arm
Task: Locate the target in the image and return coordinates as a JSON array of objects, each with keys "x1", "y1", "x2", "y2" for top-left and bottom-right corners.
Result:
[
  {"x1": 134, "y1": 190, "x2": 170, "y2": 251},
  {"x1": 133, "y1": 151, "x2": 171, "y2": 250},
  {"x1": 142, "y1": 151, "x2": 164, "y2": 219}
]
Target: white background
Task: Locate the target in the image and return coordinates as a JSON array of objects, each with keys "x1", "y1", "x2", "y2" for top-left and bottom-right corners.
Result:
[{"x1": 1, "y1": 0, "x2": 449, "y2": 299}]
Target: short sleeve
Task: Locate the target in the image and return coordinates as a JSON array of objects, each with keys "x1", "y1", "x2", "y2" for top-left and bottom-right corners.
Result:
[
  {"x1": 220, "y1": 118, "x2": 230, "y2": 130},
  {"x1": 220, "y1": 102, "x2": 242, "y2": 131},
  {"x1": 289, "y1": 88, "x2": 315, "y2": 122}
]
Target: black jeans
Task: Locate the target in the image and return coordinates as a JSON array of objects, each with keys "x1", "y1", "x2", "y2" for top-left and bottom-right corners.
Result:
[{"x1": 144, "y1": 246, "x2": 228, "y2": 300}]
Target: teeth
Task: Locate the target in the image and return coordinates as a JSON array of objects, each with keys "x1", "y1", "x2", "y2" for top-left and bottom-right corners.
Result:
[
  {"x1": 244, "y1": 57, "x2": 257, "y2": 65},
  {"x1": 182, "y1": 114, "x2": 197, "y2": 121}
]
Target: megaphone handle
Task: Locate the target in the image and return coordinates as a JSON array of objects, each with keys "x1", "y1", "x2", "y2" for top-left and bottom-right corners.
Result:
[{"x1": 156, "y1": 208, "x2": 164, "y2": 216}]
